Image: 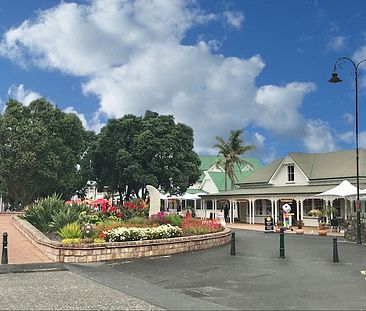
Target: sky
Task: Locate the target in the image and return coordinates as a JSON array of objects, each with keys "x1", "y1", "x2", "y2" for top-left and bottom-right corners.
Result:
[{"x1": 0, "y1": 0, "x2": 365, "y2": 164}]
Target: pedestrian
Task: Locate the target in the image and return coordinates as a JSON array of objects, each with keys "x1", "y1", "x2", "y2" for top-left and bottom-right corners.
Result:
[{"x1": 224, "y1": 204, "x2": 229, "y2": 222}]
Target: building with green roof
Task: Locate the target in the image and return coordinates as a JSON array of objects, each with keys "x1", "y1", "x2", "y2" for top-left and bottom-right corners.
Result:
[
  {"x1": 200, "y1": 149, "x2": 366, "y2": 227},
  {"x1": 187, "y1": 155, "x2": 262, "y2": 195}
]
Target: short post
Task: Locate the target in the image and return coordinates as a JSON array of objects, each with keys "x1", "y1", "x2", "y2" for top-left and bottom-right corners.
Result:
[
  {"x1": 279, "y1": 227, "x2": 285, "y2": 259},
  {"x1": 230, "y1": 232, "x2": 236, "y2": 256},
  {"x1": 1, "y1": 232, "x2": 8, "y2": 264},
  {"x1": 333, "y1": 237, "x2": 339, "y2": 263}
]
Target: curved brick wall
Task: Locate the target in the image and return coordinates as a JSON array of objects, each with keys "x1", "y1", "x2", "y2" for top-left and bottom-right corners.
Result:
[{"x1": 12, "y1": 217, "x2": 231, "y2": 263}]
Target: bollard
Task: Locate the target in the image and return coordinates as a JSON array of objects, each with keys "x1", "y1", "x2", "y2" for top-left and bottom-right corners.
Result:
[
  {"x1": 279, "y1": 227, "x2": 285, "y2": 259},
  {"x1": 333, "y1": 237, "x2": 339, "y2": 263},
  {"x1": 1, "y1": 232, "x2": 8, "y2": 264},
  {"x1": 230, "y1": 232, "x2": 236, "y2": 256}
]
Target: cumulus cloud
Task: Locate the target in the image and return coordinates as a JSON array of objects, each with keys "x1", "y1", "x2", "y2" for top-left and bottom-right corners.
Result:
[
  {"x1": 0, "y1": 0, "x2": 317, "y2": 154},
  {"x1": 223, "y1": 11, "x2": 245, "y2": 29},
  {"x1": 326, "y1": 35, "x2": 347, "y2": 51},
  {"x1": 303, "y1": 119, "x2": 336, "y2": 152},
  {"x1": 7, "y1": 84, "x2": 41, "y2": 106},
  {"x1": 338, "y1": 131, "x2": 354, "y2": 144},
  {"x1": 254, "y1": 82, "x2": 316, "y2": 136},
  {"x1": 64, "y1": 107, "x2": 105, "y2": 133}
]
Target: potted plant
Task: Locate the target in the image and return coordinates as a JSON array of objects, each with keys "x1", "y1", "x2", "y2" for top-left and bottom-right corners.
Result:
[
  {"x1": 275, "y1": 220, "x2": 284, "y2": 233},
  {"x1": 318, "y1": 222, "x2": 327, "y2": 236},
  {"x1": 296, "y1": 220, "x2": 304, "y2": 235}
]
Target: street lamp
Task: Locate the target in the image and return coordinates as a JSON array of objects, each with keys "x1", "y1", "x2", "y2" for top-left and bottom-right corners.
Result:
[{"x1": 329, "y1": 57, "x2": 366, "y2": 244}]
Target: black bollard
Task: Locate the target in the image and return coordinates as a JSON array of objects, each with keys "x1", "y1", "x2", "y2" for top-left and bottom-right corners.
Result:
[
  {"x1": 279, "y1": 227, "x2": 285, "y2": 259},
  {"x1": 1, "y1": 232, "x2": 8, "y2": 264},
  {"x1": 230, "y1": 232, "x2": 236, "y2": 256},
  {"x1": 333, "y1": 237, "x2": 339, "y2": 263}
]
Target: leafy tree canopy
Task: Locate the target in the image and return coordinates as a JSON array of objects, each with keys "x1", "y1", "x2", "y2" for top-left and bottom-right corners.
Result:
[
  {"x1": 91, "y1": 111, "x2": 200, "y2": 202},
  {"x1": 0, "y1": 98, "x2": 89, "y2": 207}
]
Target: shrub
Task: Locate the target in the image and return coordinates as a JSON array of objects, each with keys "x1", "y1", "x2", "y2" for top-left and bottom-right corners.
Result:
[
  {"x1": 24, "y1": 194, "x2": 66, "y2": 232},
  {"x1": 127, "y1": 216, "x2": 148, "y2": 225},
  {"x1": 297, "y1": 220, "x2": 304, "y2": 229},
  {"x1": 147, "y1": 212, "x2": 170, "y2": 225},
  {"x1": 165, "y1": 214, "x2": 183, "y2": 227},
  {"x1": 61, "y1": 238, "x2": 81, "y2": 245},
  {"x1": 103, "y1": 225, "x2": 183, "y2": 242},
  {"x1": 78, "y1": 211, "x2": 101, "y2": 225},
  {"x1": 58, "y1": 222, "x2": 82, "y2": 239},
  {"x1": 93, "y1": 238, "x2": 106, "y2": 244},
  {"x1": 181, "y1": 217, "x2": 223, "y2": 236},
  {"x1": 119, "y1": 199, "x2": 149, "y2": 220}
]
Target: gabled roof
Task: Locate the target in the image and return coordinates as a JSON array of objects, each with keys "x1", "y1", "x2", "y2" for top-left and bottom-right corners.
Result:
[
  {"x1": 291, "y1": 149, "x2": 366, "y2": 179},
  {"x1": 209, "y1": 170, "x2": 253, "y2": 191},
  {"x1": 198, "y1": 155, "x2": 262, "y2": 172},
  {"x1": 238, "y1": 149, "x2": 366, "y2": 186},
  {"x1": 186, "y1": 188, "x2": 208, "y2": 194},
  {"x1": 238, "y1": 159, "x2": 281, "y2": 185}
]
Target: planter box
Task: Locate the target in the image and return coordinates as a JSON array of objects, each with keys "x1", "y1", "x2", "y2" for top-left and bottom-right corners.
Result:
[{"x1": 12, "y1": 217, "x2": 231, "y2": 263}]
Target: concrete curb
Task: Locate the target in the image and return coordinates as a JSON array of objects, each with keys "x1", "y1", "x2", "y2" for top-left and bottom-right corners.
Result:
[{"x1": 0, "y1": 262, "x2": 67, "y2": 274}]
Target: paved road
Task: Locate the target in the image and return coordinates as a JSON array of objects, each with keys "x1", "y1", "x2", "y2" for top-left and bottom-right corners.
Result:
[
  {"x1": 69, "y1": 230, "x2": 366, "y2": 310},
  {"x1": 1, "y1": 229, "x2": 366, "y2": 310}
]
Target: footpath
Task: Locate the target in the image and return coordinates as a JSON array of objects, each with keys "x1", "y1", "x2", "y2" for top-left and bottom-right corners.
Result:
[{"x1": 0, "y1": 213, "x2": 51, "y2": 264}]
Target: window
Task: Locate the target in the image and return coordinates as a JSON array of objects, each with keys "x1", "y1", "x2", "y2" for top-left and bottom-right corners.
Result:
[{"x1": 287, "y1": 165, "x2": 295, "y2": 182}]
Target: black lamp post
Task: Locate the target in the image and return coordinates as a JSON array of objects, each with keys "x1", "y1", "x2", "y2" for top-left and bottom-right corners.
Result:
[{"x1": 329, "y1": 57, "x2": 366, "y2": 245}]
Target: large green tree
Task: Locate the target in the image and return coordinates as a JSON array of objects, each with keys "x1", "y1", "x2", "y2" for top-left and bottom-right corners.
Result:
[
  {"x1": 91, "y1": 111, "x2": 200, "y2": 203},
  {"x1": 0, "y1": 98, "x2": 88, "y2": 207},
  {"x1": 214, "y1": 129, "x2": 254, "y2": 190}
]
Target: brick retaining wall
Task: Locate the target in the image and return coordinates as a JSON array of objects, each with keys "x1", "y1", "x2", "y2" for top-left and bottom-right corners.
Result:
[{"x1": 12, "y1": 217, "x2": 231, "y2": 263}]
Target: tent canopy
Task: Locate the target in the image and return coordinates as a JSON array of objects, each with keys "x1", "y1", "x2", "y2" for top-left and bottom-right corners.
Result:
[{"x1": 314, "y1": 180, "x2": 365, "y2": 199}]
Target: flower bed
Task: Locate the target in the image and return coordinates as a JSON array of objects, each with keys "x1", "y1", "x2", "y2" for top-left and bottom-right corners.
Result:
[{"x1": 12, "y1": 216, "x2": 231, "y2": 263}]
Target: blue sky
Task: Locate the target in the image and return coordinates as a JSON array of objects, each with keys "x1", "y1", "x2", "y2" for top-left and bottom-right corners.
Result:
[{"x1": 0, "y1": 0, "x2": 365, "y2": 164}]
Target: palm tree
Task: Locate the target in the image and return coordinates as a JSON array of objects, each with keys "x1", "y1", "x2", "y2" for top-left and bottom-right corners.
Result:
[{"x1": 213, "y1": 129, "x2": 255, "y2": 190}]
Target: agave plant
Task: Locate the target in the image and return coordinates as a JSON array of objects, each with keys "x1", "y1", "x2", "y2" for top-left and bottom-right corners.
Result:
[{"x1": 24, "y1": 194, "x2": 66, "y2": 232}]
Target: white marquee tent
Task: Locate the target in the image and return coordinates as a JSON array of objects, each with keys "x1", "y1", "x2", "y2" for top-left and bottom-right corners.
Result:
[{"x1": 314, "y1": 180, "x2": 360, "y2": 198}]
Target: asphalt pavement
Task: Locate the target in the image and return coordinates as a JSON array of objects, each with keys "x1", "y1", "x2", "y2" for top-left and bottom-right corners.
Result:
[{"x1": 1, "y1": 229, "x2": 366, "y2": 310}]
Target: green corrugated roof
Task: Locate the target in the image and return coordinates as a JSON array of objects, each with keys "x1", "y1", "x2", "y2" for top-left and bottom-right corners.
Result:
[
  {"x1": 198, "y1": 155, "x2": 262, "y2": 172},
  {"x1": 238, "y1": 149, "x2": 366, "y2": 186},
  {"x1": 186, "y1": 188, "x2": 208, "y2": 194},
  {"x1": 291, "y1": 149, "x2": 366, "y2": 179},
  {"x1": 208, "y1": 170, "x2": 253, "y2": 191},
  {"x1": 239, "y1": 159, "x2": 281, "y2": 185}
]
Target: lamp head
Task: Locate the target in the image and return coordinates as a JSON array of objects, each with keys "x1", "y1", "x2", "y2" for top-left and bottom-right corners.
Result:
[{"x1": 328, "y1": 72, "x2": 342, "y2": 83}]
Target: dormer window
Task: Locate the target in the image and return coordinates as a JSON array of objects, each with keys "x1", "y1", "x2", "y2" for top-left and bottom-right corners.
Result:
[{"x1": 287, "y1": 165, "x2": 295, "y2": 182}]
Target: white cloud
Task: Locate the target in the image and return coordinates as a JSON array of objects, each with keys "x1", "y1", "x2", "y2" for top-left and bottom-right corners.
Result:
[
  {"x1": 343, "y1": 112, "x2": 354, "y2": 125},
  {"x1": 353, "y1": 44, "x2": 366, "y2": 89},
  {"x1": 223, "y1": 11, "x2": 245, "y2": 29},
  {"x1": 253, "y1": 132, "x2": 265, "y2": 148},
  {"x1": 64, "y1": 106, "x2": 105, "y2": 133},
  {"x1": 254, "y1": 82, "x2": 316, "y2": 136},
  {"x1": 303, "y1": 119, "x2": 336, "y2": 152},
  {"x1": 0, "y1": 0, "x2": 317, "y2": 154},
  {"x1": 360, "y1": 132, "x2": 366, "y2": 149},
  {"x1": 7, "y1": 84, "x2": 41, "y2": 106},
  {"x1": 326, "y1": 35, "x2": 346, "y2": 51},
  {"x1": 338, "y1": 131, "x2": 354, "y2": 144}
]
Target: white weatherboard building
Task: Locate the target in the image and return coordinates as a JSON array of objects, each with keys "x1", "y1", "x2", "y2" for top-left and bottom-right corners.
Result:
[{"x1": 199, "y1": 149, "x2": 366, "y2": 226}]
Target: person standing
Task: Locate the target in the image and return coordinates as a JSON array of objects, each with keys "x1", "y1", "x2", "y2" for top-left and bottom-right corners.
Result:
[{"x1": 224, "y1": 204, "x2": 229, "y2": 222}]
